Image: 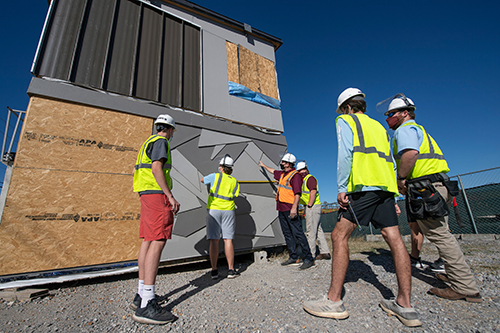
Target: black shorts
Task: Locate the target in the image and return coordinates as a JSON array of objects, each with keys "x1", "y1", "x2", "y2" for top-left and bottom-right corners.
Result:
[{"x1": 337, "y1": 191, "x2": 398, "y2": 229}]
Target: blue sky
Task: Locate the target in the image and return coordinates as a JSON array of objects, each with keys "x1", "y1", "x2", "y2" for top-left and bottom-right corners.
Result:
[{"x1": 1, "y1": 0, "x2": 499, "y2": 203}]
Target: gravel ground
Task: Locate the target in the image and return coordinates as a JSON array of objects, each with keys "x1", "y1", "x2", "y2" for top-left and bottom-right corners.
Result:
[{"x1": 0, "y1": 239, "x2": 499, "y2": 332}]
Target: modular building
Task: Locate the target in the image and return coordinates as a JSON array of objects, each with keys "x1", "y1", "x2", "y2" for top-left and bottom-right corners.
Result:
[{"x1": 0, "y1": 0, "x2": 288, "y2": 280}]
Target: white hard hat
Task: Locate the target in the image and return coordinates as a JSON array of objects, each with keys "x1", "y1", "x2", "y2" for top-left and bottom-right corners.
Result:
[
  {"x1": 154, "y1": 114, "x2": 176, "y2": 128},
  {"x1": 336, "y1": 88, "x2": 365, "y2": 114},
  {"x1": 296, "y1": 161, "x2": 307, "y2": 171},
  {"x1": 219, "y1": 155, "x2": 234, "y2": 167},
  {"x1": 281, "y1": 153, "x2": 296, "y2": 164},
  {"x1": 385, "y1": 96, "x2": 416, "y2": 115}
]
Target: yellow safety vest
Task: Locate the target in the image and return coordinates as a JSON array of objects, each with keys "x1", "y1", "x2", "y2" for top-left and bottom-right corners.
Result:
[
  {"x1": 337, "y1": 114, "x2": 398, "y2": 195},
  {"x1": 207, "y1": 173, "x2": 240, "y2": 210},
  {"x1": 277, "y1": 170, "x2": 299, "y2": 204},
  {"x1": 300, "y1": 174, "x2": 321, "y2": 206},
  {"x1": 393, "y1": 121, "x2": 449, "y2": 179},
  {"x1": 133, "y1": 135, "x2": 172, "y2": 192}
]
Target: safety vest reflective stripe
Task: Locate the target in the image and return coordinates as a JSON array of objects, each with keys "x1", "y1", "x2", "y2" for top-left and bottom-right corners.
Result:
[
  {"x1": 393, "y1": 121, "x2": 449, "y2": 179},
  {"x1": 133, "y1": 135, "x2": 172, "y2": 192},
  {"x1": 337, "y1": 114, "x2": 398, "y2": 195},
  {"x1": 207, "y1": 173, "x2": 239, "y2": 210},
  {"x1": 300, "y1": 174, "x2": 321, "y2": 206},
  {"x1": 209, "y1": 173, "x2": 239, "y2": 201},
  {"x1": 394, "y1": 131, "x2": 446, "y2": 161},
  {"x1": 350, "y1": 115, "x2": 393, "y2": 163},
  {"x1": 277, "y1": 170, "x2": 298, "y2": 204},
  {"x1": 134, "y1": 163, "x2": 172, "y2": 170}
]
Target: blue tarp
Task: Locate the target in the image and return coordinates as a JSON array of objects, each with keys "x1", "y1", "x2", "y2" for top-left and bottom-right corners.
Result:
[{"x1": 228, "y1": 81, "x2": 281, "y2": 110}]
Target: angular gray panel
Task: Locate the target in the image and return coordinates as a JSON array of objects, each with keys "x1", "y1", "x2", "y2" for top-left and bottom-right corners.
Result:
[
  {"x1": 232, "y1": 151, "x2": 266, "y2": 181},
  {"x1": 169, "y1": 124, "x2": 201, "y2": 150},
  {"x1": 210, "y1": 145, "x2": 225, "y2": 160},
  {"x1": 160, "y1": 14, "x2": 182, "y2": 107},
  {"x1": 253, "y1": 219, "x2": 285, "y2": 248},
  {"x1": 243, "y1": 142, "x2": 264, "y2": 164},
  {"x1": 239, "y1": 183, "x2": 276, "y2": 198},
  {"x1": 134, "y1": 5, "x2": 162, "y2": 101},
  {"x1": 182, "y1": 23, "x2": 201, "y2": 111},
  {"x1": 73, "y1": 0, "x2": 116, "y2": 88},
  {"x1": 198, "y1": 129, "x2": 250, "y2": 147},
  {"x1": 243, "y1": 194, "x2": 277, "y2": 237},
  {"x1": 172, "y1": 204, "x2": 206, "y2": 237},
  {"x1": 212, "y1": 143, "x2": 247, "y2": 168},
  {"x1": 170, "y1": 178, "x2": 203, "y2": 213},
  {"x1": 254, "y1": 139, "x2": 287, "y2": 164},
  {"x1": 171, "y1": 150, "x2": 203, "y2": 194},
  {"x1": 36, "y1": 0, "x2": 87, "y2": 80},
  {"x1": 105, "y1": 0, "x2": 140, "y2": 95},
  {"x1": 176, "y1": 137, "x2": 215, "y2": 176}
]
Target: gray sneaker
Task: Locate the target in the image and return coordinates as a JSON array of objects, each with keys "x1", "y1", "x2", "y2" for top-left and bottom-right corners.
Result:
[
  {"x1": 303, "y1": 295, "x2": 349, "y2": 319},
  {"x1": 379, "y1": 299, "x2": 422, "y2": 327}
]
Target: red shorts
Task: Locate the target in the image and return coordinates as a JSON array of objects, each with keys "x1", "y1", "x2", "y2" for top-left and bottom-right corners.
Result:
[{"x1": 139, "y1": 193, "x2": 174, "y2": 241}]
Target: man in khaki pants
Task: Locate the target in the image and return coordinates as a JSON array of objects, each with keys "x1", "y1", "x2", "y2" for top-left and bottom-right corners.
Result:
[
  {"x1": 296, "y1": 161, "x2": 331, "y2": 260},
  {"x1": 385, "y1": 94, "x2": 481, "y2": 302}
]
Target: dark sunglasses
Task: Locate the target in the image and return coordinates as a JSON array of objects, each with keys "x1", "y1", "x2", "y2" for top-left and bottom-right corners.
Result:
[{"x1": 387, "y1": 110, "x2": 401, "y2": 118}]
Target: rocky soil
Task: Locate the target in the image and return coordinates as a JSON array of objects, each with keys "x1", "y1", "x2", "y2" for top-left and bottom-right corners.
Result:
[{"x1": 0, "y1": 239, "x2": 499, "y2": 332}]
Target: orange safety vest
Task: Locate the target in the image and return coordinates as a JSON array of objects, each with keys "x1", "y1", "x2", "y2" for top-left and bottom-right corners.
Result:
[{"x1": 277, "y1": 170, "x2": 299, "y2": 204}]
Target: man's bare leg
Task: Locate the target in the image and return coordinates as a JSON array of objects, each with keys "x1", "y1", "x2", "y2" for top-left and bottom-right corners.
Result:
[
  {"x1": 144, "y1": 240, "x2": 166, "y2": 285},
  {"x1": 327, "y1": 217, "x2": 356, "y2": 302},
  {"x1": 209, "y1": 239, "x2": 219, "y2": 271},
  {"x1": 409, "y1": 222, "x2": 423, "y2": 258},
  {"x1": 381, "y1": 226, "x2": 412, "y2": 308},
  {"x1": 223, "y1": 239, "x2": 234, "y2": 270}
]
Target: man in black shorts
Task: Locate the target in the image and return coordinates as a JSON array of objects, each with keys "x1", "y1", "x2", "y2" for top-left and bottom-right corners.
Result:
[{"x1": 303, "y1": 88, "x2": 421, "y2": 327}]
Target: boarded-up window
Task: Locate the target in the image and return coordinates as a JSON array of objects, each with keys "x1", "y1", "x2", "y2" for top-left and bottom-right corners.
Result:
[
  {"x1": 226, "y1": 42, "x2": 279, "y2": 101},
  {"x1": 33, "y1": 0, "x2": 201, "y2": 112}
]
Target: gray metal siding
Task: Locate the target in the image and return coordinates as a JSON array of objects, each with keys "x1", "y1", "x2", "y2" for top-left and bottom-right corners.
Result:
[
  {"x1": 36, "y1": 0, "x2": 86, "y2": 80},
  {"x1": 160, "y1": 15, "x2": 182, "y2": 107},
  {"x1": 134, "y1": 5, "x2": 162, "y2": 101},
  {"x1": 73, "y1": 0, "x2": 116, "y2": 88},
  {"x1": 33, "y1": 0, "x2": 201, "y2": 112},
  {"x1": 182, "y1": 23, "x2": 201, "y2": 111},
  {"x1": 105, "y1": 0, "x2": 140, "y2": 96}
]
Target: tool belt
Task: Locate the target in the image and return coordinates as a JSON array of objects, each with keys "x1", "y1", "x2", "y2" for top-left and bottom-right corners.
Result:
[{"x1": 406, "y1": 172, "x2": 459, "y2": 220}]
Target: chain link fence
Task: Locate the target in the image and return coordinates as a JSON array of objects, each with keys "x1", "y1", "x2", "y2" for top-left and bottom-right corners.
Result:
[{"x1": 319, "y1": 166, "x2": 500, "y2": 236}]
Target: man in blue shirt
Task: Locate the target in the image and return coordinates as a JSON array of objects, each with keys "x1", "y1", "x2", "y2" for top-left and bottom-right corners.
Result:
[
  {"x1": 304, "y1": 88, "x2": 421, "y2": 328},
  {"x1": 386, "y1": 94, "x2": 481, "y2": 303}
]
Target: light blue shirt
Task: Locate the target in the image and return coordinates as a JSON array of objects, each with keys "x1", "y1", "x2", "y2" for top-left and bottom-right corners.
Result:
[
  {"x1": 203, "y1": 173, "x2": 216, "y2": 186},
  {"x1": 336, "y1": 116, "x2": 396, "y2": 194},
  {"x1": 393, "y1": 120, "x2": 423, "y2": 154}
]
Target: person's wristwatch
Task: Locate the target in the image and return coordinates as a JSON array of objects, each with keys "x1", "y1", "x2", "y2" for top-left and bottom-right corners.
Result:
[
  {"x1": 397, "y1": 174, "x2": 406, "y2": 181},
  {"x1": 307, "y1": 205, "x2": 313, "y2": 208}
]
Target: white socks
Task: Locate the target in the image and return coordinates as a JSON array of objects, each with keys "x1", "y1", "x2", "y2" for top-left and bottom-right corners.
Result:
[
  {"x1": 138, "y1": 280, "x2": 144, "y2": 297},
  {"x1": 141, "y1": 285, "x2": 155, "y2": 308}
]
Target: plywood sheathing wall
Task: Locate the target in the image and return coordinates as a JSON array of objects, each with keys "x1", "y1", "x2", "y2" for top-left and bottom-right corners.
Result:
[
  {"x1": 226, "y1": 41, "x2": 239, "y2": 83},
  {"x1": 226, "y1": 42, "x2": 279, "y2": 101},
  {"x1": 0, "y1": 97, "x2": 151, "y2": 275}
]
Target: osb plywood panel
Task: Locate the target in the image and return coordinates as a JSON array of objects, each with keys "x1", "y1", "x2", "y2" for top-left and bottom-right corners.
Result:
[
  {"x1": 15, "y1": 97, "x2": 147, "y2": 174},
  {"x1": 0, "y1": 97, "x2": 153, "y2": 275},
  {"x1": 257, "y1": 55, "x2": 279, "y2": 100},
  {"x1": 238, "y1": 45, "x2": 260, "y2": 93},
  {"x1": 226, "y1": 41, "x2": 239, "y2": 83}
]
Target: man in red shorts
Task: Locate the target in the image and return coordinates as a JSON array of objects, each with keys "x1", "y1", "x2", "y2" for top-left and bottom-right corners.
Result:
[{"x1": 132, "y1": 114, "x2": 180, "y2": 325}]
